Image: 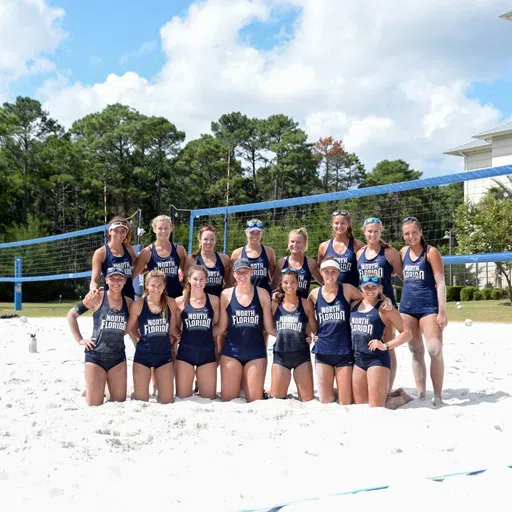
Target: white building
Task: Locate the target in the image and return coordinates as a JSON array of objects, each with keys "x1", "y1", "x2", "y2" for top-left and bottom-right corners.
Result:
[{"x1": 445, "y1": 120, "x2": 512, "y2": 202}]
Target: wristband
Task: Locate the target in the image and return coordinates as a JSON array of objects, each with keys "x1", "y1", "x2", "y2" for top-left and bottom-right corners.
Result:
[{"x1": 74, "y1": 303, "x2": 90, "y2": 316}]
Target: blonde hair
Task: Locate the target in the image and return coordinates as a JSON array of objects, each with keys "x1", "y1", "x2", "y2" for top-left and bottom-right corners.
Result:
[
  {"x1": 143, "y1": 269, "x2": 168, "y2": 319},
  {"x1": 362, "y1": 220, "x2": 391, "y2": 249},
  {"x1": 184, "y1": 265, "x2": 209, "y2": 306},
  {"x1": 151, "y1": 215, "x2": 173, "y2": 232},
  {"x1": 289, "y1": 227, "x2": 309, "y2": 252},
  {"x1": 107, "y1": 216, "x2": 132, "y2": 245}
]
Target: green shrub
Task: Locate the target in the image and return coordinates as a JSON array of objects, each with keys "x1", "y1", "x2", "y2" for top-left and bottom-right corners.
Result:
[
  {"x1": 460, "y1": 286, "x2": 478, "y2": 301},
  {"x1": 481, "y1": 288, "x2": 493, "y2": 300},
  {"x1": 446, "y1": 286, "x2": 464, "y2": 302},
  {"x1": 491, "y1": 288, "x2": 504, "y2": 300},
  {"x1": 473, "y1": 290, "x2": 483, "y2": 300}
]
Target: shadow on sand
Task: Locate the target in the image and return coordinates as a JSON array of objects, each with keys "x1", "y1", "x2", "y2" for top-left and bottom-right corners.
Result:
[{"x1": 400, "y1": 387, "x2": 511, "y2": 408}]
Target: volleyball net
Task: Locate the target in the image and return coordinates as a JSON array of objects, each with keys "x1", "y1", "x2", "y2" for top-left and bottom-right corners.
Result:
[{"x1": 188, "y1": 165, "x2": 512, "y2": 289}]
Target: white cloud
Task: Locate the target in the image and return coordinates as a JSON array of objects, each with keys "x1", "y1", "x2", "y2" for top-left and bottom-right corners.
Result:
[
  {"x1": 38, "y1": 0, "x2": 512, "y2": 175},
  {"x1": 120, "y1": 41, "x2": 157, "y2": 64},
  {"x1": 0, "y1": 0, "x2": 66, "y2": 98}
]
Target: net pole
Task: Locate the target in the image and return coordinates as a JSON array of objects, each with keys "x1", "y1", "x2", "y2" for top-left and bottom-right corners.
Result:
[
  {"x1": 14, "y1": 256, "x2": 22, "y2": 311},
  {"x1": 223, "y1": 150, "x2": 230, "y2": 254},
  {"x1": 103, "y1": 180, "x2": 107, "y2": 244}
]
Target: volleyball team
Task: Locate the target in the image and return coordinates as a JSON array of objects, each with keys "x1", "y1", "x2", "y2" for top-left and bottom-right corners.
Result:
[{"x1": 67, "y1": 210, "x2": 447, "y2": 408}]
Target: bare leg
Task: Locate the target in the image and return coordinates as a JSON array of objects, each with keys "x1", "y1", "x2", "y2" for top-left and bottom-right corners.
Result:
[
  {"x1": 352, "y1": 365, "x2": 369, "y2": 404},
  {"x1": 316, "y1": 362, "x2": 335, "y2": 403},
  {"x1": 335, "y1": 366, "x2": 353, "y2": 405},
  {"x1": 402, "y1": 314, "x2": 426, "y2": 399},
  {"x1": 196, "y1": 362, "x2": 217, "y2": 399},
  {"x1": 293, "y1": 362, "x2": 314, "y2": 402},
  {"x1": 133, "y1": 362, "x2": 151, "y2": 401},
  {"x1": 244, "y1": 358, "x2": 267, "y2": 402},
  {"x1": 175, "y1": 360, "x2": 195, "y2": 398},
  {"x1": 154, "y1": 362, "x2": 174, "y2": 404},
  {"x1": 385, "y1": 388, "x2": 414, "y2": 409},
  {"x1": 106, "y1": 361, "x2": 127, "y2": 402},
  {"x1": 84, "y1": 363, "x2": 107, "y2": 406},
  {"x1": 420, "y1": 314, "x2": 444, "y2": 406},
  {"x1": 383, "y1": 324, "x2": 397, "y2": 390},
  {"x1": 270, "y1": 364, "x2": 292, "y2": 399},
  {"x1": 220, "y1": 355, "x2": 243, "y2": 401},
  {"x1": 367, "y1": 366, "x2": 389, "y2": 407}
]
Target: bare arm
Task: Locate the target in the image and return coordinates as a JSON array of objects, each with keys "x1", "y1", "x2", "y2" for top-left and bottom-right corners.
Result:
[
  {"x1": 266, "y1": 246, "x2": 276, "y2": 283},
  {"x1": 213, "y1": 289, "x2": 231, "y2": 337},
  {"x1": 209, "y1": 294, "x2": 220, "y2": 325},
  {"x1": 168, "y1": 297, "x2": 180, "y2": 342},
  {"x1": 428, "y1": 246, "x2": 448, "y2": 329},
  {"x1": 308, "y1": 257, "x2": 323, "y2": 285},
  {"x1": 183, "y1": 254, "x2": 197, "y2": 283},
  {"x1": 258, "y1": 288, "x2": 276, "y2": 338},
  {"x1": 90, "y1": 247, "x2": 106, "y2": 291},
  {"x1": 132, "y1": 246, "x2": 151, "y2": 280},
  {"x1": 317, "y1": 240, "x2": 328, "y2": 265},
  {"x1": 353, "y1": 238, "x2": 365, "y2": 252},
  {"x1": 386, "y1": 247, "x2": 404, "y2": 281},
  {"x1": 220, "y1": 253, "x2": 231, "y2": 289},
  {"x1": 369, "y1": 308, "x2": 412, "y2": 352},
  {"x1": 271, "y1": 257, "x2": 285, "y2": 291},
  {"x1": 176, "y1": 245, "x2": 187, "y2": 272},
  {"x1": 66, "y1": 290, "x2": 103, "y2": 350},
  {"x1": 302, "y1": 298, "x2": 318, "y2": 338},
  {"x1": 125, "y1": 299, "x2": 143, "y2": 344}
]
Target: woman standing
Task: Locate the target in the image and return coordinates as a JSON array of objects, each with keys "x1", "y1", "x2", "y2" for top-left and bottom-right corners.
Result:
[
  {"x1": 133, "y1": 215, "x2": 187, "y2": 299},
  {"x1": 400, "y1": 217, "x2": 447, "y2": 406},
  {"x1": 67, "y1": 268, "x2": 132, "y2": 406},
  {"x1": 231, "y1": 219, "x2": 276, "y2": 296},
  {"x1": 317, "y1": 210, "x2": 364, "y2": 288},
  {"x1": 126, "y1": 270, "x2": 179, "y2": 404},
  {"x1": 350, "y1": 276, "x2": 412, "y2": 408},
  {"x1": 175, "y1": 265, "x2": 219, "y2": 399},
  {"x1": 214, "y1": 258, "x2": 275, "y2": 402},
  {"x1": 90, "y1": 216, "x2": 137, "y2": 299},
  {"x1": 272, "y1": 227, "x2": 323, "y2": 299},
  {"x1": 270, "y1": 268, "x2": 317, "y2": 401},
  {"x1": 357, "y1": 217, "x2": 403, "y2": 388}
]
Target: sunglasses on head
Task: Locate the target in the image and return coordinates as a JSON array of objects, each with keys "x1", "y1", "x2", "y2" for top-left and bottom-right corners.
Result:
[
  {"x1": 281, "y1": 267, "x2": 298, "y2": 274},
  {"x1": 402, "y1": 216, "x2": 419, "y2": 223},
  {"x1": 362, "y1": 276, "x2": 380, "y2": 284},
  {"x1": 332, "y1": 210, "x2": 349, "y2": 217},
  {"x1": 364, "y1": 217, "x2": 381, "y2": 225},
  {"x1": 200, "y1": 225, "x2": 216, "y2": 234},
  {"x1": 247, "y1": 221, "x2": 263, "y2": 228}
]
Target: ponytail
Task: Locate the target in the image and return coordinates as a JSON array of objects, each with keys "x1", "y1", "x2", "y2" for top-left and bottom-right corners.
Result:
[{"x1": 420, "y1": 236, "x2": 428, "y2": 252}]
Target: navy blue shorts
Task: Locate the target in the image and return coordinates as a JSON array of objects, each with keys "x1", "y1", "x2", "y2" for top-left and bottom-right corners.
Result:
[
  {"x1": 399, "y1": 308, "x2": 438, "y2": 321},
  {"x1": 354, "y1": 351, "x2": 391, "y2": 371},
  {"x1": 315, "y1": 353, "x2": 354, "y2": 368},
  {"x1": 133, "y1": 349, "x2": 173, "y2": 369},
  {"x1": 85, "y1": 352, "x2": 126, "y2": 372},
  {"x1": 273, "y1": 349, "x2": 311, "y2": 371},
  {"x1": 176, "y1": 346, "x2": 216, "y2": 367},
  {"x1": 221, "y1": 351, "x2": 267, "y2": 366}
]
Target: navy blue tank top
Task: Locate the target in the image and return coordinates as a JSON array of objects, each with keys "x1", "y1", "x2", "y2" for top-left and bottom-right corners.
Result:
[
  {"x1": 137, "y1": 297, "x2": 171, "y2": 354},
  {"x1": 350, "y1": 300, "x2": 385, "y2": 355},
  {"x1": 241, "y1": 245, "x2": 272, "y2": 295},
  {"x1": 400, "y1": 248, "x2": 438, "y2": 314},
  {"x1": 90, "y1": 292, "x2": 128, "y2": 359},
  {"x1": 324, "y1": 238, "x2": 359, "y2": 287},
  {"x1": 357, "y1": 246, "x2": 397, "y2": 306},
  {"x1": 196, "y1": 252, "x2": 225, "y2": 297},
  {"x1": 314, "y1": 285, "x2": 352, "y2": 355},
  {"x1": 282, "y1": 257, "x2": 312, "y2": 299},
  {"x1": 147, "y1": 243, "x2": 183, "y2": 298},
  {"x1": 102, "y1": 244, "x2": 135, "y2": 300},
  {"x1": 273, "y1": 300, "x2": 309, "y2": 354},
  {"x1": 179, "y1": 295, "x2": 215, "y2": 351},
  {"x1": 222, "y1": 287, "x2": 266, "y2": 360}
]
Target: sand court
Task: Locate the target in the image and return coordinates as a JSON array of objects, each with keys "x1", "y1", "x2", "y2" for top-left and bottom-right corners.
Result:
[{"x1": 1, "y1": 318, "x2": 511, "y2": 510}]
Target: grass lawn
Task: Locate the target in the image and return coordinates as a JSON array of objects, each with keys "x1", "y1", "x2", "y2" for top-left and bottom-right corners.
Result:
[{"x1": 1, "y1": 299, "x2": 511, "y2": 323}]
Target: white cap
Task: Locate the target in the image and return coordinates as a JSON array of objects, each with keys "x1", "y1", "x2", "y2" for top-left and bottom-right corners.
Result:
[{"x1": 320, "y1": 259, "x2": 341, "y2": 271}]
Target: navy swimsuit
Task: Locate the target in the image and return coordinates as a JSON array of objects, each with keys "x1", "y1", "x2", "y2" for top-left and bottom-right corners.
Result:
[
  {"x1": 196, "y1": 252, "x2": 225, "y2": 297},
  {"x1": 85, "y1": 292, "x2": 128, "y2": 371},
  {"x1": 282, "y1": 257, "x2": 312, "y2": 299},
  {"x1": 102, "y1": 244, "x2": 135, "y2": 300},
  {"x1": 147, "y1": 243, "x2": 183, "y2": 298},
  {"x1": 241, "y1": 245, "x2": 272, "y2": 295},
  {"x1": 324, "y1": 238, "x2": 359, "y2": 287}
]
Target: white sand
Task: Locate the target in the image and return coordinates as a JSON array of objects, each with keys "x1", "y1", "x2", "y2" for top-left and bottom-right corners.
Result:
[{"x1": 1, "y1": 318, "x2": 511, "y2": 511}]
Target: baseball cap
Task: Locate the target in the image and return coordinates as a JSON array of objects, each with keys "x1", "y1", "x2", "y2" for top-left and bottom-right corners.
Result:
[
  {"x1": 109, "y1": 221, "x2": 129, "y2": 232},
  {"x1": 106, "y1": 267, "x2": 127, "y2": 278},
  {"x1": 360, "y1": 275, "x2": 381, "y2": 287},
  {"x1": 320, "y1": 259, "x2": 341, "y2": 271},
  {"x1": 233, "y1": 258, "x2": 252, "y2": 272}
]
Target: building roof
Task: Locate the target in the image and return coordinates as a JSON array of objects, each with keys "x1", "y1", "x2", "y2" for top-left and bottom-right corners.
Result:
[
  {"x1": 444, "y1": 139, "x2": 491, "y2": 156},
  {"x1": 473, "y1": 120, "x2": 512, "y2": 140}
]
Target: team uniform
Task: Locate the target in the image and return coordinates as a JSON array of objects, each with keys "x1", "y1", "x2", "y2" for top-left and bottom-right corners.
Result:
[
  {"x1": 399, "y1": 247, "x2": 439, "y2": 319},
  {"x1": 147, "y1": 243, "x2": 183, "y2": 298},
  {"x1": 350, "y1": 300, "x2": 390, "y2": 371},
  {"x1": 102, "y1": 244, "x2": 135, "y2": 299},
  {"x1": 273, "y1": 300, "x2": 311, "y2": 370},
  {"x1": 357, "y1": 246, "x2": 397, "y2": 307},
  {"x1": 324, "y1": 238, "x2": 359, "y2": 287},
  {"x1": 134, "y1": 298, "x2": 173, "y2": 369},
  {"x1": 196, "y1": 252, "x2": 225, "y2": 297},
  {"x1": 241, "y1": 245, "x2": 272, "y2": 295},
  {"x1": 282, "y1": 257, "x2": 312, "y2": 299},
  {"x1": 221, "y1": 287, "x2": 267, "y2": 365},
  {"x1": 176, "y1": 295, "x2": 216, "y2": 367},
  {"x1": 85, "y1": 292, "x2": 128, "y2": 371},
  {"x1": 313, "y1": 285, "x2": 353, "y2": 367}
]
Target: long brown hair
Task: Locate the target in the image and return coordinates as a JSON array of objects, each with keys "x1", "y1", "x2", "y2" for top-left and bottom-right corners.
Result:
[
  {"x1": 332, "y1": 211, "x2": 354, "y2": 239},
  {"x1": 143, "y1": 269, "x2": 168, "y2": 319},
  {"x1": 193, "y1": 225, "x2": 216, "y2": 258},
  {"x1": 362, "y1": 218, "x2": 391, "y2": 249},
  {"x1": 184, "y1": 265, "x2": 209, "y2": 305},
  {"x1": 107, "y1": 216, "x2": 132, "y2": 245},
  {"x1": 273, "y1": 268, "x2": 299, "y2": 305},
  {"x1": 402, "y1": 217, "x2": 428, "y2": 252}
]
